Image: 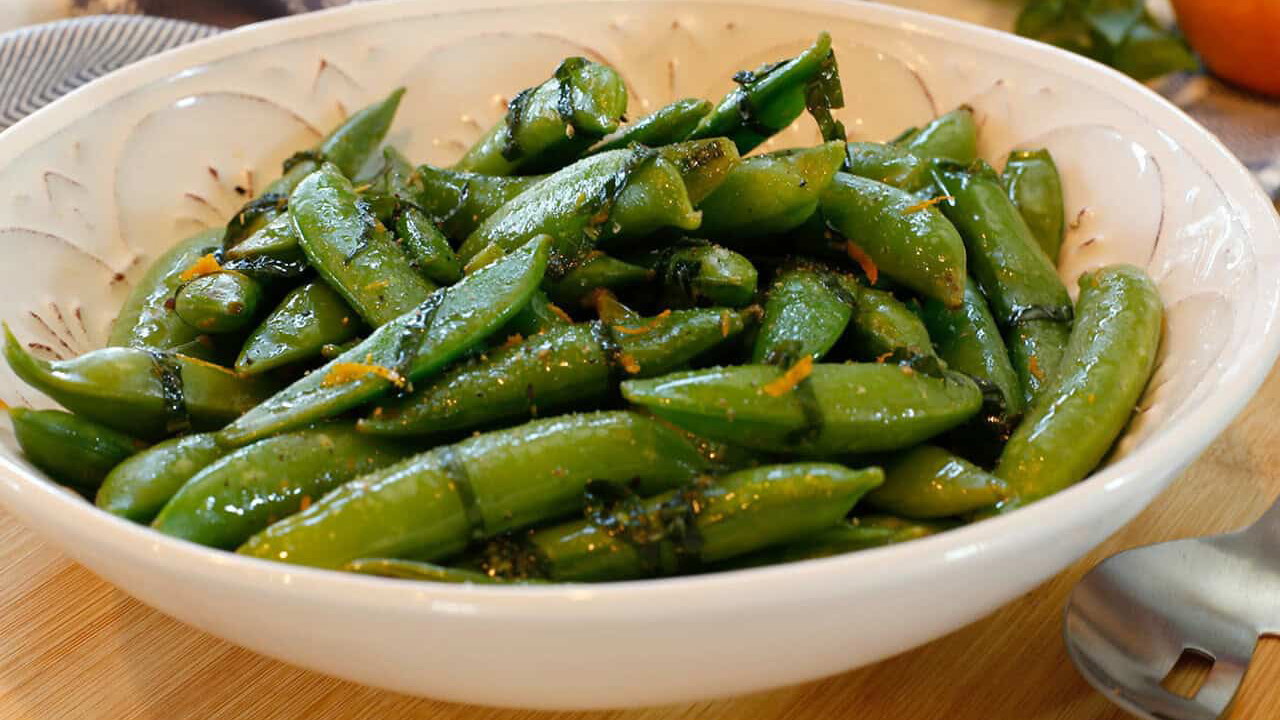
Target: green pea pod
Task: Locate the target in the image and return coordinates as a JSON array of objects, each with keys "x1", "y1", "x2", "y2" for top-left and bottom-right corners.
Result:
[
  {"x1": 821, "y1": 172, "x2": 966, "y2": 308},
  {"x1": 500, "y1": 289, "x2": 571, "y2": 337},
  {"x1": 153, "y1": 424, "x2": 412, "y2": 549},
  {"x1": 4, "y1": 329, "x2": 277, "y2": 440},
  {"x1": 360, "y1": 309, "x2": 750, "y2": 437},
  {"x1": 238, "y1": 411, "x2": 723, "y2": 568},
  {"x1": 632, "y1": 243, "x2": 759, "y2": 308},
  {"x1": 548, "y1": 253, "x2": 652, "y2": 307},
  {"x1": 699, "y1": 141, "x2": 846, "y2": 240},
  {"x1": 215, "y1": 235, "x2": 549, "y2": 447},
  {"x1": 591, "y1": 289, "x2": 642, "y2": 325},
  {"x1": 96, "y1": 433, "x2": 226, "y2": 523},
  {"x1": 844, "y1": 287, "x2": 933, "y2": 360},
  {"x1": 920, "y1": 279, "x2": 1024, "y2": 419},
  {"x1": 368, "y1": 147, "x2": 462, "y2": 285},
  {"x1": 655, "y1": 138, "x2": 741, "y2": 206},
  {"x1": 463, "y1": 463, "x2": 884, "y2": 582},
  {"x1": 172, "y1": 270, "x2": 263, "y2": 334},
  {"x1": 591, "y1": 98, "x2": 712, "y2": 153},
  {"x1": 1002, "y1": 149, "x2": 1065, "y2": 263},
  {"x1": 458, "y1": 147, "x2": 699, "y2": 272},
  {"x1": 307, "y1": 87, "x2": 407, "y2": 185},
  {"x1": 866, "y1": 445, "x2": 1007, "y2": 518},
  {"x1": 9, "y1": 408, "x2": 144, "y2": 493},
  {"x1": 687, "y1": 32, "x2": 833, "y2": 154},
  {"x1": 897, "y1": 106, "x2": 976, "y2": 164},
  {"x1": 454, "y1": 58, "x2": 627, "y2": 175},
  {"x1": 344, "y1": 558, "x2": 546, "y2": 584},
  {"x1": 843, "y1": 141, "x2": 934, "y2": 194},
  {"x1": 234, "y1": 282, "x2": 361, "y2": 375},
  {"x1": 411, "y1": 166, "x2": 541, "y2": 242},
  {"x1": 292, "y1": 163, "x2": 437, "y2": 327},
  {"x1": 109, "y1": 229, "x2": 222, "y2": 351},
  {"x1": 723, "y1": 514, "x2": 955, "y2": 568},
  {"x1": 996, "y1": 265, "x2": 1162, "y2": 506},
  {"x1": 622, "y1": 362, "x2": 982, "y2": 455},
  {"x1": 752, "y1": 264, "x2": 855, "y2": 364},
  {"x1": 1007, "y1": 318, "x2": 1072, "y2": 410},
  {"x1": 223, "y1": 212, "x2": 298, "y2": 261}
]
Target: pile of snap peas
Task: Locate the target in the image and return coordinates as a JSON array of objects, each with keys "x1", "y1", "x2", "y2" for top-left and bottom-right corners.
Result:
[{"x1": 3, "y1": 32, "x2": 1164, "y2": 584}]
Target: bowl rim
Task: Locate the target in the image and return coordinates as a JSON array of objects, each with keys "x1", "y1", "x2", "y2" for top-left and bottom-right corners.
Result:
[{"x1": 1, "y1": 0, "x2": 1277, "y2": 617}]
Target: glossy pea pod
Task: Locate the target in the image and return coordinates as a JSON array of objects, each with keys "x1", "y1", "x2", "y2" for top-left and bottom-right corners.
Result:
[
  {"x1": 920, "y1": 280, "x2": 1024, "y2": 419},
  {"x1": 820, "y1": 172, "x2": 967, "y2": 308},
  {"x1": 548, "y1": 253, "x2": 652, "y2": 307},
  {"x1": 4, "y1": 328, "x2": 276, "y2": 440},
  {"x1": 751, "y1": 264, "x2": 856, "y2": 365},
  {"x1": 722, "y1": 514, "x2": 956, "y2": 568},
  {"x1": 654, "y1": 138, "x2": 741, "y2": 206},
  {"x1": 632, "y1": 242, "x2": 759, "y2": 308},
  {"x1": 234, "y1": 281, "x2": 361, "y2": 375},
  {"x1": 622, "y1": 362, "x2": 983, "y2": 456},
  {"x1": 843, "y1": 141, "x2": 935, "y2": 194},
  {"x1": 454, "y1": 57, "x2": 627, "y2": 176},
  {"x1": 698, "y1": 141, "x2": 846, "y2": 242},
  {"x1": 153, "y1": 424, "x2": 413, "y2": 549},
  {"x1": 108, "y1": 229, "x2": 222, "y2": 355},
  {"x1": 591, "y1": 98, "x2": 712, "y2": 153},
  {"x1": 996, "y1": 265, "x2": 1162, "y2": 508},
  {"x1": 172, "y1": 270, "x2": 263, "y2": 334},
  {"x1": 409, "y1": 166, "x2": 542, "y2": 242},
  {"x1": 9, "y1": 409, "x2": 144, "y2": 493},
  {"x1": 344, "y1": 558, "x2": 546, "y2": 584},
  {"x1": 359, "y1": 307, "x2": 751, "y2": 437},
  {"x1": 843, "y1": 287, "x2": 934, "y2": 360},
  {"x1": 458, "y1": 463, "x2": 884, "y2": 583},
  {"x1": 372, "y1": 147, "x2": 462, "y2": 285},
  {"x1": 500, "y1": 289, "x2": 572, "y2": 337},
  {"x1": 894, "y1": 106, "x2": 977, "y2": 164},
  {"x1": 216, "y1": 235, "x2": 549, "y2": 447},
  {"x1": 238, "y1": 411, "x2": 729, "y2": 568},
  {"x1": 96, "y1": 433, "x2": 227, "y2": 523},
  {"x1": 1002, "y1": 148, "x2": 1066, "y2": 263},
  {"x1": 865, "y1": 445, "x2": 1008, "y2": 518}
]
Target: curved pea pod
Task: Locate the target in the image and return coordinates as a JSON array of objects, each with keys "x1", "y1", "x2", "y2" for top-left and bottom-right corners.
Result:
[
  {"x1": 360, "y1": 309, "x2": 750, "y2": 437},
  {"x1": 548, "y1": 253, "x2": 652, "y2": 307},
  {"x1": 9, "y1": 408, "x2": 144, "y2": 493},
  {"x1": 466, "y1": 463, "x2": 884, "y2": 582},
  {"x1": 591, "y1": 289, "x2": 641, "y2": 325},
  {"x1": 844, "y1": 287, "x2": 933, "y2": 360},
  {"x1": 344, "y1": 558, "x2": 545, "y2": 584},
  {"x1": 897, "y1": 106, "x2": 977, "y2": 164},
  {"x1": 1006, "y1": 318, "x2": 1070, "y2": 410},
  {"x1": 821, "y1": 172, "x2": 966, "y2": 308},
  {"x1": 238, "y1": 411, "x2": 722, "y2": 568},
  {"x1": 395, "y1": 206, "x2": 462, "y2": 286},
  {"x1": 687, "y1": 32, "x2": 832, "y2": 154},
  {"x1": 865, "y1": 445, "x2": 1007, "y2": 519},
  {"x1": 109, "y1": 229, "x2": 222, "y2": 351},
  {"x1": 459, "y1": 147, "x2": 699, "y2": 271},
  {"x1": 223, "y1": 212, "x2": 298, "y2": 261},
  {"x1": 996, "y1": 265, "x2": 1162, "y2": 507},
  {"x1": 172, "y1": 270, "x2": 263, "y2": 334},
  {"x1": 292, "y1": 163, "x2": 436, "y2": 327},
  {"x1": 234, "y1": 282, "x2": 360, "y2": 375},
  {"x1": 751, "y1": 264, "x2": 855, "y2": 365},
  {"x1": 699, "y1": 141, "x2": 846, "y2": 241},
  {"x1": 634, "y1": 243, "x2": 759, "y2": 308},
  {"x1": 921, "y1": 280, "x2": 1024, "y2": 419},
  {"x1": 4, "y1": 329, "x2": 276, "y2": 440},
  {"x1": 96, "y1": 433, "x2": 226, "y2": 523},
  {"x1": 592, "y1": 98, "x2": 712, "y2": 153},
  {"x1": 454, "y1": 58, "x2": 627, "y2": 175},
  {"x1": 1002, "y1": 149, "x2": 1065, "y2": 263},
  {"x1": 500, "y1": 289, "x2": 571, "y2": 337},
  {"x1": 153, "y1": 424, "x2": 412, "y2": 550},
  {"x1": 655, "y1": 138, "x2": 740, "y2": 206},
  {"x1": 411, "y1": 166, "x2": 541, "y2": 241},
  {"x1": 215, "y1": 235, "x2": 549, "y2": 447},
  {"x1": 622, "y1": 362, "x2": 983, "y2": 456},
  {"x1": 723, "y1": 514, "x2": 955, "y2": 568},
  {"x1": 843, "y1": 141, "x2": 934, "y2": 194}
]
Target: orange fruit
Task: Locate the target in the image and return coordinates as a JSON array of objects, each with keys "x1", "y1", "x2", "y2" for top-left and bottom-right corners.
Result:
[{"x1": 1169, "y1": 0, "x2": 1280, "y2": 96}]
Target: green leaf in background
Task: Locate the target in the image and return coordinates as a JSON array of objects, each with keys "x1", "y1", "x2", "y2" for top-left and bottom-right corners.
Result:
[
  {"x1": 1016, "y1": 0, "x2": 1199, "y2": 81},
  {"x1": 1112, "y1": 18, "x2": 1199, "y2": 80}
]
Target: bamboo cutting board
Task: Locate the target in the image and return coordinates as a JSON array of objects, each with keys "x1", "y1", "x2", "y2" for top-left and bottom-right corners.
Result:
[{"x1": 3, "y1": 364, "x2": 1280, "y2": 720}]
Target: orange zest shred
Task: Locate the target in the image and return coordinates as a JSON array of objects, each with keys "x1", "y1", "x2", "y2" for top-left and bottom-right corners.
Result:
[
  {"x1": 548, "y1": 302, "x2": 573, "y2": 324},
  {"x1": 1028, "y1": 355, "x2": 1045, "y2": 381},
  {"x1": 618, "y1": 352, "x2": 641, "y2": 375},
  {"x1": 762, "y1": 355, "x2": 814, "y2": 397},
  {"x1": 174, "y1": 353, "x2": 242, "y2": 376},
  {"x1": 720, "y1": 310, "x2": 732, "y2": 338},
  {"x1": 844, "y1": 241, "x2": 879, "y2": 285},
  {"x1": 501, "y1": 333, "x2": 525, "y2": 349},
  {"x1": 179, "y1": 253, "x2": 222, "y2": 282},
  {"x1": 612, "y1": 309, "x2": 671, "y2": 336},
  {"x1": 903, "y1": 195, "x2": 954, "y2": 214},
  {"x1": 322, "y1": 362, "x2": 407, "y2": 389},
  {"x1": 299, "y1": 495, "x2": 312, "y2": 512},
  {"x1": 0, "y1": 398, "x2": 9, "y2": 410},
  {"x1": 364, "y1": 280, "x2": 389, "y2": 292},
  {"x1": 874, "y1": 351, "x2": 894, "y2": 364}
]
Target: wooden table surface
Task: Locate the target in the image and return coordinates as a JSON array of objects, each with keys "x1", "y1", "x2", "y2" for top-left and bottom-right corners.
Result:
[{"x1": 2, "y1": 364, "x2": 1279, "y2": 720}]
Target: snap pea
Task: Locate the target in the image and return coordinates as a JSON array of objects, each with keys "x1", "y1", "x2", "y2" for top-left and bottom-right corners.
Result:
[
  {"x1": 344, "y1": 558, "x2": 545, "y2": 584},
  {"x1": 723, "y1": 514, "x2": 955, "y2": 568},
  {"x1": 897, "y1": 106, "x2": 976, "y2": 164},
  {"x1": 234, "y1": 281, "x2": 361, "y2": 375},
  {"x1": 454, "y1": 58, "x2": 627, "y2": 175},
  {"x1": 360, "y1": 308, "x2": 750, "y2": 437},
  {"x1": 461, "y1": 463, "x2": 884, "y2": 582},
  {"x1": 4, "y1": 328, "x2": 276, "y2": 440},
  {"x1": 865, "y1": 445, "x2": 1007, "y2": 518},
  {"x1": 215, "y1": 235, "x2": 549, "y2": 447},
  {"x1": 590, "y1": 288, "x2": 642, "y2": 325},
  {"x1": 172, "y1": 270, "x2": 262, "y2": 334},
  {"x1": 109, "y1": 229, "x2": 222, "y2": 352},
  {"x1": 548, "y1": 253, "x2": 652, "y2": 307},
  {"x1": 371, "y1": 147, "x2": 462, "y2": 285},
  {"x1": 751, "y1": 264, "x2": 855, "y2": 364},
  {"x1": 698, "y1": 141, "x2": 846, "y2": 240},
  {"x1": 632, "y1": 243, "x2": 758, "y2": 308},
  {"x1": 500, "y1": 289, "x2": 571, "y2": 337},
  {"x1": 1002, "y1": 149, "x2": 1065, "y2": 263},
  {"x1": 920, "y1": 280, "x2": 1024, "y2": 419},
  {"x1": 996, "y1": 264, "x2": 1162, "y2": 506},
  {"x1": 843, "y1": 141, "x2": 934, "y2": 194},
  {"x1": 687, "y1": 32, "x2": 833, "y2": 154},
  {"x1": 591, "y1": 98, "x2": 712, "y2": 153},
  {"x1": 1006, "y1": 318, "x2": 1072, "y2": 409},
  {"x1": 96, "y1": 433, "x2": 226, "y2": 523},
  {"x1": 411, "y1": 166, "x2": 541, "y2": 242},
  {"x1": 223, "y1": 212, "x2": 297, "y2": 261},
  {"x1": 153, "y1": 424, "x2": 412, "y2": 549},
  {"x1": 9, "y1": 408, "x2": 144, "y2": 493},
  {"x1": 820, "y1": 172, "x2": 966, "y2": 308},
  {"x1": 238, "y1": 411, "x2": 726, "y2": 568},
  {"x1": 655, "y1": 138, "x2": 740, "y2": 206},
  {"x1": 844, "y1": 287, "x2": 933, "y2": 360},
  {"x1": 622, "y1": 362, "x2": 982, "y2": 455},
  {"x1": 292, "y1": 163, "x2": 437, "y2": 327}
]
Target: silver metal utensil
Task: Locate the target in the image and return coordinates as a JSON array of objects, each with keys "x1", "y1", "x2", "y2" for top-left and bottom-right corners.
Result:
[{"x1": 1064, "y1": 500, "x2": 1280, "y2": 719}]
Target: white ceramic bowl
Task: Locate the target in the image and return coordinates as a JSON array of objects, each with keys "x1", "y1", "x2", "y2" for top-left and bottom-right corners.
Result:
[{"x1": 0, "y1": 0, "x2": 1277, "y2": 709}]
